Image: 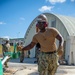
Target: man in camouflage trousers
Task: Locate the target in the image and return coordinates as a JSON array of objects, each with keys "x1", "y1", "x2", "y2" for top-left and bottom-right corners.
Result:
[
  {"x1": 2, "y1": 39, "x2": 10, "y2": 68},
  {"x1": 17, "y1": 42, "x2": 24, "y2": 63},
  {"x1": 20, "y1": 14, "x2": 64, "y2": 75},
  {"x1": 34, "y1": 43, "x2": 40, "y2": 63}
]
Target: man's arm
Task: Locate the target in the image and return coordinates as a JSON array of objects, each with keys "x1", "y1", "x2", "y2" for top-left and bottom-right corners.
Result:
[
  {"x1": 22, "y1": 42, "x2": 36, "y2": 51},
  {"x1": 56, "y1": 34, "x2": 64, "y2": 56},
  {"x1": 56, "y1": 34, "x2": 64, "y2": 47}
]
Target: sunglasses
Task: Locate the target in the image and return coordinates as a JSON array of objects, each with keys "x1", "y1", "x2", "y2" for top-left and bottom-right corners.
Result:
[
  {"x1": 36, "y1": 21, "x2": 46, "y2": 27},
  {"x1": 38, "y1": 21, "x2": 46, "y2": 24}
]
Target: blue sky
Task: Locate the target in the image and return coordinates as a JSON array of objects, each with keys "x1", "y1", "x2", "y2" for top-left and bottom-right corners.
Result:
[{"x1": 0, "y1": 0, "x2": 75, "y2": 39}]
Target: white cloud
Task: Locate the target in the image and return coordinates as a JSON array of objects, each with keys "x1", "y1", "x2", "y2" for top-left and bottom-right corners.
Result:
[
  {"x1": 0, "y1": 22, "x2": 6, "y2": 24},
  {"x1": 71, "y1": 0, "x2": 75, "y2": 2},
  {"x1": 20, "y1": 17, "x2": 25, "y2": 20},
  {"x1": 2, "y1": 36, "x2": 10, "y2": 40},
  {"x1": 46, "y1": 0, "x2": 66, "y2": 4},
  {"x1": 19, "y1": 17, "x2": 25, "y2": 24},
  {"x1": 39, "y1": 6, "x2": 54, "y2": 12}
]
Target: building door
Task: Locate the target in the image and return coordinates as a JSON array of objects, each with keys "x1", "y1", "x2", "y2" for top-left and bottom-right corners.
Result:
[{"x1": 71, "y1": 52, "x2": 74, "y2": 65}]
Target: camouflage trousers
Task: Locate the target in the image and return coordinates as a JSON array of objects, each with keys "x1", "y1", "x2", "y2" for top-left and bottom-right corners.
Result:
[
  {"x1": 20, "y1": 51, "x2": 24, "y2": 62},
  {"x1": 38, "y1": 52, "x2": 59, "y2": 75}
]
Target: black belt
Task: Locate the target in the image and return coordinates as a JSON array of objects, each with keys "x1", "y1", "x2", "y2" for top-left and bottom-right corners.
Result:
[{"x1": 41, "y1": 51, "x2": 56, "y2": 54}]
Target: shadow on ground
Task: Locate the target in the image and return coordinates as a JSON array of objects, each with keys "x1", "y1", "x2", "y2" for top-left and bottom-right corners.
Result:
[
  {"x1": 28, "y1": 72, "x2": 39, "y2": 75},
  {"x1": 9, "y1": 58, "x2": 36, "y2": 64}
]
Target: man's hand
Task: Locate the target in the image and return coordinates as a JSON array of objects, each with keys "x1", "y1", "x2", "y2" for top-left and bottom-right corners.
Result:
[
  {"x1": 17, "y1": 46, "x2": 23, "y2": 51},
  {"x1": 57, "y1": 46, "x2": 63, "y2": 56}
]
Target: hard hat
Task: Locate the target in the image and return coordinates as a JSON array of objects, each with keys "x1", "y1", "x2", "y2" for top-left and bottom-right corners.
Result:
[
  {"x1": 36, "y1": 14, "x2": 48, "y2": 27},
  {"x1": 3, "y1": 38, "x2": 9, "y2": 41},
  {"x1": 36, "y1": 14, "x2": 48, "y2": 22}
]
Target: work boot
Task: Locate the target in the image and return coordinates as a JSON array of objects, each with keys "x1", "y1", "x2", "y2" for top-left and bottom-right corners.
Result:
[{"x1": 20, "y1": 60, "x2": 23, "y2": 63}]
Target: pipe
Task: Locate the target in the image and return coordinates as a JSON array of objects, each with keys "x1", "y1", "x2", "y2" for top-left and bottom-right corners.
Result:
[{"x1": 2, "y1": 56, "x2": 10, "y2": 65}]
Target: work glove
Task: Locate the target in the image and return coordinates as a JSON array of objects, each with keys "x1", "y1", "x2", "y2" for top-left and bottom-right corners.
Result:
[{"x1": 57, "y1": 46, "x2": 63, "y2": 56}]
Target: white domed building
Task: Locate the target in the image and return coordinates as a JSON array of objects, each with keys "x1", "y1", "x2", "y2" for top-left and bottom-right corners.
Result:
[{"x1": 24, "y1": 13, "x2": 75, "y2": 65}]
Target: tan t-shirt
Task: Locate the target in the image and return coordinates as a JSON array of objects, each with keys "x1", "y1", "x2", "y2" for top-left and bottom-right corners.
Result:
[{"x1": 32, "y1": 27, "x2": 60, "y2": 52}]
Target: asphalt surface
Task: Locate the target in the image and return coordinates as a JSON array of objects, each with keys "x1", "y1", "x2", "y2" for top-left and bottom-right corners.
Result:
[{"x1": 4, "y1": 58, "x2": 75, "y2": 75}]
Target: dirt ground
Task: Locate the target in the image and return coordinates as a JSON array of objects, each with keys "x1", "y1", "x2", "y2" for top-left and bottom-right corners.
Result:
[{"x1": 3, "y1": 58, "x2": 75, "y2": 75}]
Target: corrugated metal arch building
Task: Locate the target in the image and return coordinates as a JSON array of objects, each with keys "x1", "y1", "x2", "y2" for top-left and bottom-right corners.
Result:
[{"x1": 24, "y1": 13, "x2": 75, "y2": 65}]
